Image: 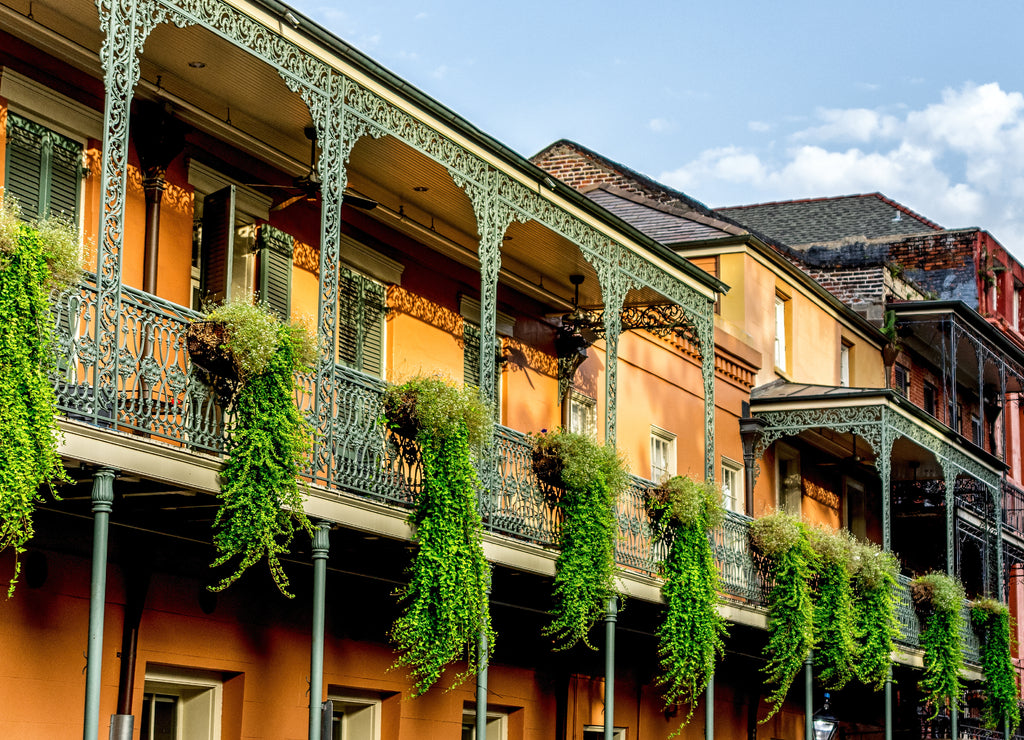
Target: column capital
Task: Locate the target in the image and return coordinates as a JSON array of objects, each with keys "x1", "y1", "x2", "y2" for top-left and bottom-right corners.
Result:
[
  {"x1": 311, "y1": 521, "x2": 331, "y2": 559},
  {"x1": 91, "y1": 469, "x2": 117, "y2": 513}
]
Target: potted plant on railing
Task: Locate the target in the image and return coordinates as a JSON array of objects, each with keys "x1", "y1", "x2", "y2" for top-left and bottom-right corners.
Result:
[
  {"x1": 531, "y1": 429, "x2": 627, "y2": 650},
  {"x1": 749, "y1": 511, "x2": 815, "y2": 721},
  {"x1": 646, "y1": 474, "x2": 728, "y2": 730},
  {"x1": 0, "y1": 197, "x2": 79, "y2": 595},
  {"x1": 188, "y1": 298, "x2": 319, "y2": 597},
  {"x1": 970, "y1": 597, "x2": 1020, "y2": 732},
  {"x1": 382, "y1": 375, "x2": 493, "y2": 696},
  {"x1": 911, "y1": 572, "x2": 966, "y2": 718}
]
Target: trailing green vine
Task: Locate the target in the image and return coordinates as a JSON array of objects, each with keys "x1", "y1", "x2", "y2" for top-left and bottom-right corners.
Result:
[
  {"x1": 533, "y1": 429, "x2": 626, "y2": 650},
  {"x1": 911, "y1": 572, "x2": 966, "y2": 718},
  {"x1": 807, "y1": 527, "x2": 859, "y2": 690},
  {"x1": 200, "y1": 299, "x2": 318, "y2": 596},
  {"x1": 384, "y1": 376, "x2": 493, "y2": 696},
  {"x1": 647, "y1": 475, "x2": 728, "y2": 729},
  {"x1": 750, "y1": 511, "x2": 815, "y2": 721},
  {"x1": 0, "y1": 198, "x2": 79, "y2": 596},
  {"x1": 971, "y1": 598, "x2": 1020, "y2": 731},
  {"x1": 850, "y1": 541, "x2": 900, "y2": 690}
]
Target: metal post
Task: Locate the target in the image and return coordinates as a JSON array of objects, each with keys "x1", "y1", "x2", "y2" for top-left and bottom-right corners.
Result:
[
  {"x1": 884, "y1": 669, "x2": 893, "y2": 740},
  {"x1": 604, "y1": 596, "x2": 617, "y2": 740},
  {"x1": 804, "y1": 651, "x2": 813, "y2": 740},
  {"x1": 83, "y1": 469, "x2": 115, "y2": 740},
  {"x1": 951, "y1": 703, "x2": 958, "y2": 740},
  {"x1": 475, "y1": 626, "x2": 489, "y2": 740},
  {"x1": 308, "y1": 522, "x2": 330, "y2": 740},
  {"x1": 704, "y1": 672, "x2": 714, "y2": 740}
]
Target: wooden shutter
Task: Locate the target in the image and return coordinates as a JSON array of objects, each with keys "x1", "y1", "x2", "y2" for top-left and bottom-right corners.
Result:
[
  {"x1": 4, "y1": 113, "x2": 82, "y2": 223},
  {"x1": 463, "y1": 322, "x2": 501, "y2": 405},
  {"x1": 199, "y1": 185, "x2": 235, "y2": 304},
  {"x1": 256, "y1": 224, "x2": 294, "y2": 319},
  {"x1": 337, "y1": 264, "x2": 386, "y2": 377}
]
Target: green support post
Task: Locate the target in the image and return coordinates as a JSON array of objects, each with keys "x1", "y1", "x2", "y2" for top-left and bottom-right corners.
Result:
[
  {"x1": 804, "y1": 651, "x2": 813, "y2": 740},
  {"x1": 475, "y1": 625, "x2": 489, "y2": 740},
  {"x1": 308, "y1": 522, "x2": 330, "y2": 740},
  {"x1": 951, "y1": 704, "x2": 957, "y2": 740},
  {"x1": 884, "y1": 669, "x2": 892, "y2": 740},
  {"x1": 604, "y1": 596, "x2": 617, "y2": 740},
  {"x1": 83, "y1": 468, "x2": 115, "y2": 740},
  {"x1": 705, "y1": 672, "x2": 714, "y2": 740}
]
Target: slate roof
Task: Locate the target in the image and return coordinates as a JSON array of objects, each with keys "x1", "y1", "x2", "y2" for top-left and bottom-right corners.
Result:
[
  {"x1": 718, "y1": 194, "x2": 943, "y2": 246},
  {"x1": 585, "y1": 187, "x2": 739, "y2": 244},
  {"x1": 749, "y1": 379, "x2": 892, "y2": 403}
]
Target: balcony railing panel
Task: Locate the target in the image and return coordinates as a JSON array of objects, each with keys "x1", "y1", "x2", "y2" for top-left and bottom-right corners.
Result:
[{"x1": 1004, "y1": 480, "x2": 1024, "y2": 536}]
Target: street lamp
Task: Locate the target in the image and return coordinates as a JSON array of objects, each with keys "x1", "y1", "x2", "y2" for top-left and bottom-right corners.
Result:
[{"x1": 813, "y1": 692, "x2": 839, "y2": 740}]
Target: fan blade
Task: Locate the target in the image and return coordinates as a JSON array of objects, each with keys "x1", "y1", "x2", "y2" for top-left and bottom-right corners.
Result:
[
  {"x1": 342, "y1": 193, "x2": 378, "y2": 210},
  {"x1": 271, "y1": 194, "x2": 306, "y2": 212}
]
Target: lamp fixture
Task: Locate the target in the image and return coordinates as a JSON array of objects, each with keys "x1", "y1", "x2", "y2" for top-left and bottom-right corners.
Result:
[
  {"x1": 188, "y1": 61, "x2": 206, "y2": 68},
  {"x1": 412, "y1": 186, "x2": 429, "y2": 192},
  {"x1": 812, "y1": 692, "x2": 839, "y2": 740}
]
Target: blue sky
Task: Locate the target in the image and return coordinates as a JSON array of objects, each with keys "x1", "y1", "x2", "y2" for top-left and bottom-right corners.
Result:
[{"x1": 287, "y1": 0, "x2": 1024, "y2": 255}]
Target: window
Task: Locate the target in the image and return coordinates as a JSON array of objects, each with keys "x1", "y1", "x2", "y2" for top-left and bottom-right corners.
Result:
[
  {"x1": 893, "y1": 364, "x2": 910, "y2": 398},
  {"x1": 1014, "y1": 283, "x2": 1022, "y2": 331},
  {"x1": 774, "y1": 293, "x2": 789, "y2": 372},
  {"x1": 461, "y1": 707, "x2": 508, "y2": 740},
  {"x1": 141, "y1": 667, "x2": 223, "y2": 740},
  {"x1": 971, "y1": 413, "x2": 982, "y2": 447},
  {"x1": 923, "y1": 382, "x2": 937, "y2": 417},
  {"x1": 844, "y1": 477, "x2": 868, "y2": 542},
  {"x1": 338, "y1": 264, "x2": 387, "y2": 378},
  {"x1": 650, "y1": 427, "x2": 677, "y2": 482},
  {"x1": 328, "y1": 691, "x2": 382, "y2": 740},
  {"x1": 4, "y1": 111, "x2": 83, "y2": 223},
  {"x1": 776, "y1": 443, "x2": 801, "y2": 516},
  {"x1": 569, "y1": 391, "x2": 597, "y2": 439},
  {"x1": 721, "y1": 457, "x2": 743, "y2": 514},
  {"x1": 839, "y1": 341, "x2": 851, "y2": 387}
]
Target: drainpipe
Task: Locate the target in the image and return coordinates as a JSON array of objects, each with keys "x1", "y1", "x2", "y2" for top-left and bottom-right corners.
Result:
[
  {"x1": 109, "y1": 562, "x2": 151, "y2": 740},
  {"x1": 308, "y1": 522, "x2": 330, "y2": 740},
  {"x1": 83, "y1": 468, "x2": 116, "y2": 740},
  {"x1": 604, "y1": 596, "x2": 617, "y2": 740},
  {"x1": 804, "y1": 651, "x2": 813, "y2": 740}
]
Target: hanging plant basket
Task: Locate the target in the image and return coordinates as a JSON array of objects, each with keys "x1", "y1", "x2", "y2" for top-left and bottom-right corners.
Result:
[
  {"x1": 186, "y1": 321, "x2": 240, "y2": 385},
  {"x1": 381, "y1": 385, "x2": 422, "y2": 440},
  {"x1": 910, "y1": 577, "x2": 937, "y2": 616}
]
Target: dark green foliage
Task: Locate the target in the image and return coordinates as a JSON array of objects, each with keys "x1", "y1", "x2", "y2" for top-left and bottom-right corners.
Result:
[
  {"x1": 850, "y1": 543, "x2": 900, "y2": 689},
  {"x1": 971, "y1": 598, "x2": 1020, "y2": 731},
  {"x1": 912, "y1": 572, "x2": 965, "y2": 718},
  {"x1": 206, "y1": 312, "x2": 315, "y2": 596},
  {"x1": 0, "y1": 201, "x2": 78, "y2": 596},
  {"x1": 385, "y1": 377, "x2": 492, "y2": 696},
  {"x1": 648, "y1": 475, "x2": 728, "y2": 729},
  {"x1": 808, "y1": 527, "x2": 858, "y2": 690},
  {"x1": 750, "y1": 511, "x2": 815, "y2": 721},
  {"x1": 534, "y1": 430, "x2": 626, "y2": 650}
]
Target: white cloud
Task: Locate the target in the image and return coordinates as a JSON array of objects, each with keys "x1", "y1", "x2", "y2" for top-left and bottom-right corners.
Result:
[
  {"x1": 657, "y1": 82, "x2": 1024, "y2": 255},
  {"x1": 648, "y1": 117, "x2": 673, "y2": 133},
  {"x1": 748, "y1": 120, "x2": 772, "y2": 133},
  {"x1": 431, "y1": 64, "x2": 449, "y2": 80}
]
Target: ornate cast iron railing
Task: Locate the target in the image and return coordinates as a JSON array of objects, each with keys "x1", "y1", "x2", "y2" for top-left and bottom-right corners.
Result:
[
  {"x1": 1003, "y1": 479, "x2": 1024, "y2": 536},
  {"x1": 52, "y1": 279, "x2": 987, "y2": 664}
]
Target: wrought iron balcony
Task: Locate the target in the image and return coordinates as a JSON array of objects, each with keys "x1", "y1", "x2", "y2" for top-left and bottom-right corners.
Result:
[{"x1": 51, "y1": 278, "x2": 983, "y2": 664}]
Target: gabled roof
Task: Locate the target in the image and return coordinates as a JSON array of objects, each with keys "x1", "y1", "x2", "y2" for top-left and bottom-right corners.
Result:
[
  {"x1": 718, "y1": 193, "x2": 943, "y2": 246},
  {"x1": 585, "y1": 187, "x2": 743, "y2": 244}
]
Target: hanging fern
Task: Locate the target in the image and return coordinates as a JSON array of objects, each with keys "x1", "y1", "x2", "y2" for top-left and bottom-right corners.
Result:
[
  {"x1": 808, "y1": 527, "x2": 858, "y2": 690},
  {"x1": 384, "y1": 376, "x2": 493, "y2": 696},
  {"x1": 201, "y1": 299, "x2": 318, "y2": 596},
  {"x1": 971, "y1": 598, "x2": 1020, "y2": 732},
  {"x1": 0, "y1": 198, "x2": 79, "y2": 596},
  {"x1": 911, "y1": 572, "x2": 965, "y2": 718},
  {"x1": 648, "y1": 475, "x2": 728, "y2": 730},
  {"x1": 850, "y1": 541, "x2": 900, "y2": 690},
  {"x1": 533, "y1": 430, "x2": 626, "y2": 650},
  {"x1": 750, "y1": 511, "x2": 815, "y2": 721}
]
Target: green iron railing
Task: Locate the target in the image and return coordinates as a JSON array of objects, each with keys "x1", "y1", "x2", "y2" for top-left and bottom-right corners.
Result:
[{"x1": 52, "y1": 279, "x2": 985, "y2": 664}]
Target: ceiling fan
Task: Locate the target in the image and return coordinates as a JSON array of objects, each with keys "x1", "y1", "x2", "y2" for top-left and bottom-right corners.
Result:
[
  {"x1": 819, "y1": 433, "x2": 874, "y2": 472},
  {"x1": 246, "y1": 125, "x2": 377, "y2": 213},
  {"x1": 555, "y1": 274, "x2": 602, "y2": 360}
]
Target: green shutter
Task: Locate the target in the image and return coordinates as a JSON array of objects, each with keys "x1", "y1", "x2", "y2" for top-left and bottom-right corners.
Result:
[
  {"x1": 463, "y1": 322, "x2": 501, "y2": 405},
  {"x1": 256, "y1": 224, "x2": 294, "y2": 320},
  {"x1": 4, "y1": 113, "x2": 81, "y2": 223},
  {"x1": 199, "y1": 186, "x2": 235, "y2": 304},
  {"x1": 337, "y1": 264, "x2": 386, "y2": 377}
]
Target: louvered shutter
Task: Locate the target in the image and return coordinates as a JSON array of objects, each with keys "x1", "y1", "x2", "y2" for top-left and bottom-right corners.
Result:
[
  {"x1": 337, "y1": 264, "x2": 386, "y2": 377},
  {"x1": 256, "y1": 224, "x2": 293, "y2": 319},
  {"x1": 5, "y1": 115, "x2": 45, "y2": 220},
  {"x1": 463, "y1": 322, "x2": 501, "y2": 407},
  {"x1": 4, "y1": 113, "x2": 82, "y2": 223},
  {"x1": 199, "y1": 186, "x2": 235, "y2": 304}
]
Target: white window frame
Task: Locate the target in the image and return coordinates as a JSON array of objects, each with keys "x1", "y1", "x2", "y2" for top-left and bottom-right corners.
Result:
[
  {"x1": 328, "y1": 690, "x2": 383, "y2": 740},
  {"x1": 650, "y1": 426, "x2": 677, "y2": 483},
  {"x1": 721, "y1": 457, "x2": 744, "y2": 514},
  {"x1": 461, "y1": 708, "x2": 508, "y2": 740},
  {"x1": 774, "y1": 294, "x2": 788, "y2": 373},
  {"x1": 569, "y1": 391, "x2": 597, "y2": 439},
  {"x1": 839, "y1": 341, "x2": 851, "y2": 387},
  {"x1": 776, "y1": 442, "x2": 801, "y2": 516},
  {"x1": 142, "y1": 666, "x2": 223, "y2": 740}
]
